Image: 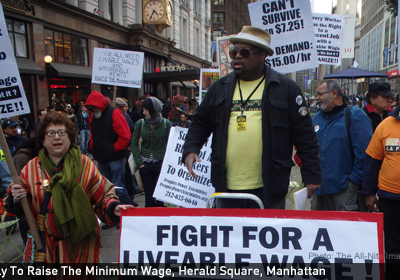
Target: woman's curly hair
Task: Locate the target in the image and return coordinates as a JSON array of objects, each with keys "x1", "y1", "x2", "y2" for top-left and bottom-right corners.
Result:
[{"x1": 36, "y1": 113, "x2": 77, "y2": 151}]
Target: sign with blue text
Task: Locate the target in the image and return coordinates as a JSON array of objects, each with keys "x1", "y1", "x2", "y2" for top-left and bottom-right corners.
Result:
[
  {"x1": 119, "y1": 208, "x2": 384, "y2": 279},
  {"x1": 248, "y1": 0, "x2": 318, "y2": 74},
  {"x1": 153, "y1": 127, "x2": 215, "y2": 208},
  {"x1": 91, "y1": 47, "x2": 144, "y2": 88},
  {"x1": 0, "y1": 4, "x2": 30, "y2": 117}
]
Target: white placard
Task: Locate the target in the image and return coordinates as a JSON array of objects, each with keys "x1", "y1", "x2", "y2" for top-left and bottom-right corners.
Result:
[
  {"x1": 341, "y1": 14, "x2": 355, "y2": 58},
  {"x1": 120, "y1": 210, "x2": 383, "y2": 278},
  {"x1": 313, "y1": 13, "x2": 345, "y2": 65},
  {"x1": 248, "y1": 0, "x2": 318, "y2": 74},
  {"x1": 153, "y1": 127, "x2": 215, "y2": 208},
  {"x1": 0, "y1": 4, "x2": 30, "y2": 118},
  {"x1": 91, "y1": 47, "x2": 144, "y2": 88}
]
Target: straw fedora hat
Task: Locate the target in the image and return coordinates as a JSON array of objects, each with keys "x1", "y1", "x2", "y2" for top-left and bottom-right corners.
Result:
[{"x1": 229, "y1": 26, "x2": 274, "y2": 56}]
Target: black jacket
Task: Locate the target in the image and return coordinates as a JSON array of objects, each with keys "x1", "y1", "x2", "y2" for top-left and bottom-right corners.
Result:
[
  {"x1": 182, "y1": 67, "x2": 321, "y2": 201},
  {"x1": 362, "y1": 106, "x2": 389, "y2": 132}
]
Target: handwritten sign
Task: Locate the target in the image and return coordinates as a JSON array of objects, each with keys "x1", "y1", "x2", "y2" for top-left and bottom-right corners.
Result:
[
  {"x1": 153, "y1": 127, "x2": 215, "y2": 208},
  {"x1": 248, "y1": 0, "x2": 318, "y2": 74},
  {"x1": 340, "y1": 14, "x2": 355, "y2": 59},
  {"x1": 0, "y1": 4, "x2": 30, "y2": 117},
  {"x1": 91, "y1": 47, "x2": 144, "y2": 88},
  {"x1": 313, "y1": 13, "x2": 345, "y2": 65}
]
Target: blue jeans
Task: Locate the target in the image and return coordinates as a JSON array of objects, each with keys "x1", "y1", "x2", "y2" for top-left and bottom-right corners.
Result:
[
  {"x1": 115, "y1": 187, "x2": 133, "y2": 205},
  {"x1": 98, "y1": 158, "x2": 126, "y2": 189},
  {"x1": 79, "y1": 129, "x2": 90, "y2": 153}
]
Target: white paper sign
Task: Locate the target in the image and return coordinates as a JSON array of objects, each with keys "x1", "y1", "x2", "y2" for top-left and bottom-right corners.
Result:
[
  {"x1": 120, "y1": 210, "x2": 382, "y2": 278},
  {"x1": 248, "y1": 0, "x2": 318, "y2": 74},
  {"x1": 153, "y1": 127, "x2": 215, "y2": 208},
  {"x1": 0, "y1": 4, "x2": 30, "y2": 118},
  {"x1": 341, "y1": 14, "x2": 355, "y2": 58},
  {"x1": 313, "y1": 13, "x2": 345, "y2": 65},
  {"x1": 91, "y1": 47, "x2": 144, "y2": 88}
]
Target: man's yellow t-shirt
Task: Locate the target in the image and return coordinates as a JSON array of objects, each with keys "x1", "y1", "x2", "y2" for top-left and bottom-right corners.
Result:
[
  {"x1": 366, "y1": 116, "x2": 400, "y2": 194},
  {"x1": 225, "y1": 77, "x2": 264, "y2": 190}
]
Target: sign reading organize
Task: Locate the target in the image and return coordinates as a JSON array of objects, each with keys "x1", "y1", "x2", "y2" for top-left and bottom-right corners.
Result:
[
  {"x1": 0, "y1": 4, "x2": 30, "y2": 117},
  {"x1": 91, "y1": 47, "x2": 144, "y2": 88},
  {"x1": 153, "y1": 127, "x2": 215, "y2": 208},
  {"x1": 119, "y1": 208, "x2": 384, "y2": 279},
  {"x1": 313, "y1": 13, "x2": 345, "y2": 65},
  {"x1": 248, "y1": 0, "x2": 318, "y2": 74}
]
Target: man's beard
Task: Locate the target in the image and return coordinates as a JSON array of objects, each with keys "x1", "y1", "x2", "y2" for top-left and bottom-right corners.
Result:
[{"x1": 94, "y1": 111, "x2": 102, "y2": 119}]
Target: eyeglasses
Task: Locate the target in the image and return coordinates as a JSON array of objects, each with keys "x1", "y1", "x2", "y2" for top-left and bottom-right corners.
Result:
[
  {"x1": 316, "y1": 90, "x2": 332, "y2": 97},
  {"x1": 45, "y1": 129, "x2": 67, "y2": 137},
  {"x1": 229, "y1": 46, "x2": 259, "y2": 59}
]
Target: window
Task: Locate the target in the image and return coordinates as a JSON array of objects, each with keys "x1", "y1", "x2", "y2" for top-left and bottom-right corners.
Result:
[
  {"x1": 143, "y1": 56, "x2": 155, "y2": 73},
  {"x1": 213, "y1": 0, "x2": 224, "y2": 4},
  {"x1": 346, "y1": 3, "x2": 349, "y2": 10},
  {"x1": 44, "y1": 29, "x2": 88, "y2": 66},
  {"x1": 6, "y1": 18, "x2": 27, "y2": 58},
  {"x1": 213, "y1": 12, "x2": 224, "y2": 23},
  {"x1": 108, "y1": 0, "x2": 113, "y2": 21}
]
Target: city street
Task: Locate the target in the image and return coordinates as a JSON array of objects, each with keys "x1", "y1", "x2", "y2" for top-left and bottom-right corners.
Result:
[{"x1": 1, "y1": 165, "x2": 308, "y2": 265}]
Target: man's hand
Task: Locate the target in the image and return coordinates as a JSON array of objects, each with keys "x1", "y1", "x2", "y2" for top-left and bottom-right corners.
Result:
[
  {"x1": 365, "y1": 194, "x2": 378, "y2": 212},
  {"x1": 113, "y1": 204, "x2": 135, "y2": 216},
  {"x1": 184, "y1": 153, "x2": 201, "y2": 179},
  {"x1": 305, "y1": 184, "x2": 321, "y2": 198}
]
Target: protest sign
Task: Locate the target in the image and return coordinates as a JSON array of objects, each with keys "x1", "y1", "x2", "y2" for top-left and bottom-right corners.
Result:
[
  {"x1": 120, "y1": 208, "x2": 384, "y2": 279},
  {"x1": 0, "y1": 4, "x2": 30, "y2": 117},
  {"x1": 216, "y1": 36, "x2": 233, "y2": 78},
  {"x1": 211, "y1": 41, "x2": 218, "y2": 69},
  {"x1": 199, "y1": 69, "x2": 219, "y2": 104},
  {"x1": 248, "y1": 0, "x2": 318, "y2": 74},
  {"x1": 153, "y1": 127, "x2": 215, "y2": 208},
  {"x1": 313, "y1": 13, "x2": 345, "y2": 65},
  {"x1": 340, "y1": 14, "x2": 355, "y2": 58},
  {"x1": 91, "y1": 47, "x2": 144, "y2": 88}
]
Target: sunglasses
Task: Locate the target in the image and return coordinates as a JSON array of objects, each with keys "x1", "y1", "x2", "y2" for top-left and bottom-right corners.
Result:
[{"x1": 229, "y1": 46, "x2": 260, "y2": 59}]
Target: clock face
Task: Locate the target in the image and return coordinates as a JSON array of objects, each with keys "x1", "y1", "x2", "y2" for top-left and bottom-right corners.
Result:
[
  {"x1": 144, "y1": 1, "x2": 165, "y2": 22},
  {"x1": 166, "y1": 2, "x2": 172, "y2": 24}
]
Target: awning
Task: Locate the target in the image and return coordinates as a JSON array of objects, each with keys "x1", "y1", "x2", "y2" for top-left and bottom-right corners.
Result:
[
  {"x1": 144, "y1": 68, "x2": 201, "y2": 83},
  {"x1": 171, "y1": 81, "x2": 197, "y2": 88},
  {"x1": 47, "y1": 62, "x2": 92, "y2": 79},
  {"x1": 16, "y1": 58, "x2": 45, "y2": 75}
]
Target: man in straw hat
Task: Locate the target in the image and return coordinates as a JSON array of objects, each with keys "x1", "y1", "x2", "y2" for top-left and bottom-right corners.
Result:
[{"x1": 183, "y1": 26, "x2": 321, "y2": 209}]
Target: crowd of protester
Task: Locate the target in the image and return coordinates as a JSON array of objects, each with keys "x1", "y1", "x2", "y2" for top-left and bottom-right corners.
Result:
[{"x1": 0, "y1": 80, "x2": 399, "y2": 275}]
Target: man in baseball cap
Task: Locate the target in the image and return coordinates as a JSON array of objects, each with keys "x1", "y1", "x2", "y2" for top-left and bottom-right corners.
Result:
[
  {"x1": 183, "y1": 26, "x2": 321, "y2": 209},
  {"x1": 2, "y1": 118, "x2": 27, "y2": 156}
]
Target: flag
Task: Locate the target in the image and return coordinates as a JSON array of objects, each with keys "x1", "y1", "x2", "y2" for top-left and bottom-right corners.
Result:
[{"x1": 352, "y1": 60, "x2": 359, "y2": 68}]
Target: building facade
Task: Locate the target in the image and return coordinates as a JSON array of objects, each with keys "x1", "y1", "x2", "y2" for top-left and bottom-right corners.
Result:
[{"x1": 1, "y1": 0, "x2": 212, "y2": 123}]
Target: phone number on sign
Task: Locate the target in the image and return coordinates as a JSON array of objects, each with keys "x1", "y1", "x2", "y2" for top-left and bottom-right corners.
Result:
[{"x1": 165, "y1": 191, "x2": 198, "y2": 206}]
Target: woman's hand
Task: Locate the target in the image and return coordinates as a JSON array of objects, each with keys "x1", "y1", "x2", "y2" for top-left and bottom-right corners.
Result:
[
  {"x1": 11, "y1": 183, "x2": 27, "y2": 203},
  {"x1": 113, "y1": 204, "x2": 135, "y2": 216}
]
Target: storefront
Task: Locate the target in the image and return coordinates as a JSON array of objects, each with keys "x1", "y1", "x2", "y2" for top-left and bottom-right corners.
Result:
[{"x1": 387, "y1": 69, "x2": 400, "y2": 95}]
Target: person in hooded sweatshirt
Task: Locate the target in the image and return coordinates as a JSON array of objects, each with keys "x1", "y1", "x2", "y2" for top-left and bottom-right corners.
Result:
[
  {"x1": 131, "y1": 97, "x2": 171, "y2": 207},
  {"x1": 85, "y1": 91, "x2": 133, "y2": 229}
]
